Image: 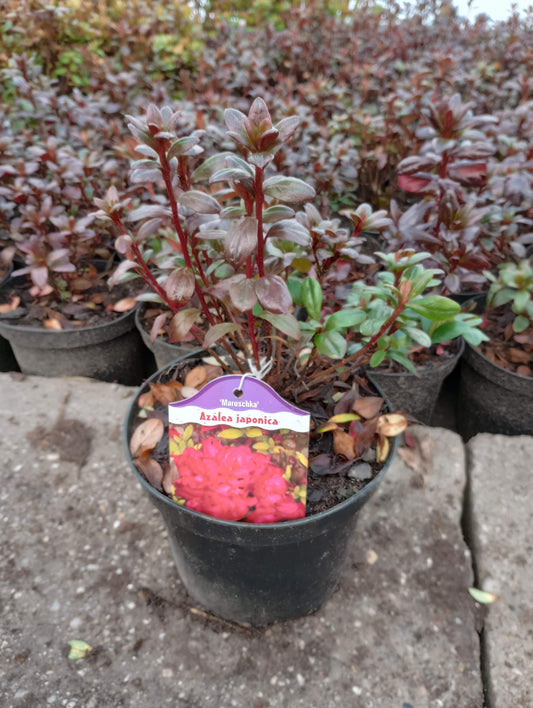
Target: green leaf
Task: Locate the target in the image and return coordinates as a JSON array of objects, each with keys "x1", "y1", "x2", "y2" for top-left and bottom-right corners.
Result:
[
  {"x1": 513, "y1": 290, "x2": 530, "y2": 314},
  {"x1": 209, "y1": 167, "x2": 253, "y2": 184},
  {"x1": 315, "y1": 330, "x2": 347, "y2": 359},
  {"x1": 178, "y1": 190, "x2": 221, "y2": 214},
  {"x1": 431, "y1": 320, "x2": 473, "y2": 343},
  {"x1": 263, "y1": 176, "x2": 316, "y2": 203},
  {"x1": 389, "y1": 350, "x2": 417, "y2": 374},
  {"x1": 489, "y1": 287, "x2": 515, "y2": 308},
  {"x1": 405, "y1": 326, "x2": 432, "y2": 348},
  {"x1": 258, "y1": 312, "x2": 301, "y2": 340},
  {"x1": 513, "y1": 315, "x2": 530, "y2": 333},
  {"x1": 462, "y1": 328, "x2": 489, "y2": 346},
  {"x1": 412, "y1": 295, "x2": 461, "y2": 313},
  {"x1": 369, "y1": 349, "x2": 386, "y2": 367},
  {"x1": 203, "y1": 323, "x2": 240, "y2": 349},
  {"x1": 191, "y1": 152, "x2": 234, "y2": 182},
  {"x1": 325, "y1": 309, "x2": 366, "y2": 330},
  {"x1": 167, "y1": 136, "x2": 199, "y2": 160},
  {"x1": 263, "y1": 205, "x2": 295, "y2": 223},
  {"x1": 286, "y1": 277, "x2": 302, "y2": 306},
  {"x1": 301, "y1": 278, "x2": 323, "y2": 321},
  {"x1": 68, "y1": 640, "x2": 93, "y2": 660},
  {"x1": 360, "y1": 318, "x2": 385, "y2": 336}
]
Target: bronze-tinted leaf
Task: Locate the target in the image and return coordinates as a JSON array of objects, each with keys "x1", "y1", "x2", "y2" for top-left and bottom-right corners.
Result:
[
  {"x1": 168, "y1": 308, "x2": 199, "y2": 342},
  {"x1": 203, "y1": 322, "x2": 240, "y2": 349},
  {"x1": 178, "y1": 190, "x2": 221, "y2": 214},
  {"x1": 129, "y1": 418, "x2": 164, "y2": 458},
  {"x1": 164, "y1": 268, "x2": 196, "y2": 304},
  {"x1": 229, "y1": 277, "x2": 258, "y2": 312},
  {"x1": 150, "y1": 312, "x2": 170, "y2": 344},
  {"x1": 248, "y1": 97, "x2": 272, "y2": 129},
  {"x1": 255, "y1": 275, "x2": 292, "y2": 314},
  {"x1": 224, "y1": 217, "x2": 257, "y2": 265},
  {"x1": 352, "y1": 396, "x2": 384, "y2": 419},
  {"x1": 333, "y1": 429, "x2": 356, "y2": 460},
  {"x1": 135, "y1": 456, "x2": 163, "y2": 491}
]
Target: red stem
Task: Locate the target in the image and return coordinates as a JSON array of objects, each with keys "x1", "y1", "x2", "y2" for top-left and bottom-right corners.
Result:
[{"x1": 254, "y1": 166, "x2": 266, "y2": 278}]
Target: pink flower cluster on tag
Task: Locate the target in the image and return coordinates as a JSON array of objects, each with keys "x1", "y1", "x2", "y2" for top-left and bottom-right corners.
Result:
[{"x1": 170, "y1": 435, "x2": 305, "y2": 523}]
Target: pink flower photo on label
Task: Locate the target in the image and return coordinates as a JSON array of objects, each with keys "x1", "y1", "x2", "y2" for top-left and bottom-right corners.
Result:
[{"x1": 169, "y1": 424, "x2": 308, "y2": 523}]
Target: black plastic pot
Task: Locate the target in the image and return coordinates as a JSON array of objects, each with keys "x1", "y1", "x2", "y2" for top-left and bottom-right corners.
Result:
[
  {"x1": 366, "y1": 339, "x2": 464, "y2": 424},
  {"x1": 135, "y1": 304, "x2": 197, "y2": 370},
  {"x1": 457, "y1": 342, "x2": 533, "y2": 438},
  {"x1": 0, "y1": 306, "x2": 149, "y2": 385},
  {"x1": 0, "y1": 265, "x2": 19, "y2": 372},
  {"x1": 124, "y1": 355, "x2": 398, "y2": 626}
]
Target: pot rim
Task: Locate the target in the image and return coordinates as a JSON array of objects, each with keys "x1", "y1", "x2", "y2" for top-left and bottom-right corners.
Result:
[
  {"x1": 461, "y1": 295, "x2": 533, "y2": 385},
  {"x1": 123, "y1": 353, "x2": 399, "y2": 532}
]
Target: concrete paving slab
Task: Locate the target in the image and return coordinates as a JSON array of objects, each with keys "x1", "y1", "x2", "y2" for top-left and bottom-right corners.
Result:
[
  {"x1": 466, "y1": 434, "x2": 533, "y2": 708},
  {"x1": 0, "y1": 375, "x2": 483, "y2": 707}
]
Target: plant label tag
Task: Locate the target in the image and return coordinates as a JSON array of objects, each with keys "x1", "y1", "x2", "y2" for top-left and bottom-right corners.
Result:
[{"x1": 168, "y1": 375, "x2": 310, "y2": 524}]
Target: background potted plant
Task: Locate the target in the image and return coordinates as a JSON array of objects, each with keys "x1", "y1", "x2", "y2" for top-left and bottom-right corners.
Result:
[
  {"x1": 0, "y1": 58, "x2": 151, "y2": 383},
  {"x1": 99, "y1": 98, "x2": 485, "y2": 624},
  {"x1": 458, "y1": 258, "x2": 533, "y2": 437}
]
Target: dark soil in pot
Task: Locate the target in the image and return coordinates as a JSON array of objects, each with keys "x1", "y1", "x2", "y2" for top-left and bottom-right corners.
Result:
[
  {"x1": 124, "y1": 353, "x2": 399, "y2": 625},
  {"x1": 135, "y1": 303, "x2": 198, "y2": 370},
  {"x1": 0, "y1": 275, "x2": 152, "y2": 384},
  {"x1": 366, "y1": 339, "x2": 464, "y2": 424}
]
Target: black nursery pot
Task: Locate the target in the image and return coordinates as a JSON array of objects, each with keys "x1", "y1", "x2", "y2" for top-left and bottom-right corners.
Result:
[
  {"x1": 135, "y1": 304, "x2": 196, "y2": 370},
  {"x1": 366, "y1": 338, "x2": 464, "y2": 424},
  {"x1": 457, "y1": 342, "x2": 533, "y2": 438},
  {"x1": 0, "y1": 306, "x2": 148, "y2": 385},
  {"x1": 0, "y1": 265, "x2": 18, "y2": 372},
  {"x1": 124, "y1": 355, "x2": 398, "y2": 626}
]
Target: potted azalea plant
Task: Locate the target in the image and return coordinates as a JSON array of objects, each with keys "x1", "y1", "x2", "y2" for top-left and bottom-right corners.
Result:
[
  {"x1": 100, "y1": 99, "x2": 485, "y2": 625},
  {"x1": 458, "y1": 258, "x2": 533, "y2": 438}
]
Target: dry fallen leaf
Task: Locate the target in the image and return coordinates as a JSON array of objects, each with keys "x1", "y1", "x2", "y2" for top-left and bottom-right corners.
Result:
[
  {"x1": 377, "y1": 413, "x2": 408, "y2": 437},
  {"x1": 0, "y1": 296, "x2": 20, "y2": 313},
  {"x1": 204, "y1": 364, "x2": 224, "y2": 381},
  {"x1": 333, "y1": 429, "x2": 356, "y2": 460},
  {"x1": 181, "y1": 385, "x2": 199, "y2": 399},
  {"x1": 44, "y1": 318, "x2": 63, "y2": 330},
  {"x1": 468, "y1": 587, "x2": 500, "y2": 604},
  {"x1": 185, "y1": 365, "x2": 208, "y2": 389},
  {"x1": 129, "y1": 418, "x2": 164, "y2": 458},
  {"x1": 516, "y1": 365, "x2": 532, "y2": 377},
  {"x1": 149, "y1": 381, "x2": 182, "y2": 406},
  {"x1": 376, "y1": 435, "x2": 390, "y2": 463},
  {"x1": 113, "y1": 297, "x2": 137, "y2": 312},
  {"x1": 134, "y1": 456, "x2": 164, "y2": 491},
  {"x1": 352, "y1": 396, "x2": 384, "y2": 419},
  {"x1": 507, "y1": 347, "x2": 531, "y2": 364},
  {"x1": 137, "y1": 391, "x2": 155, "y2": 409}
]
